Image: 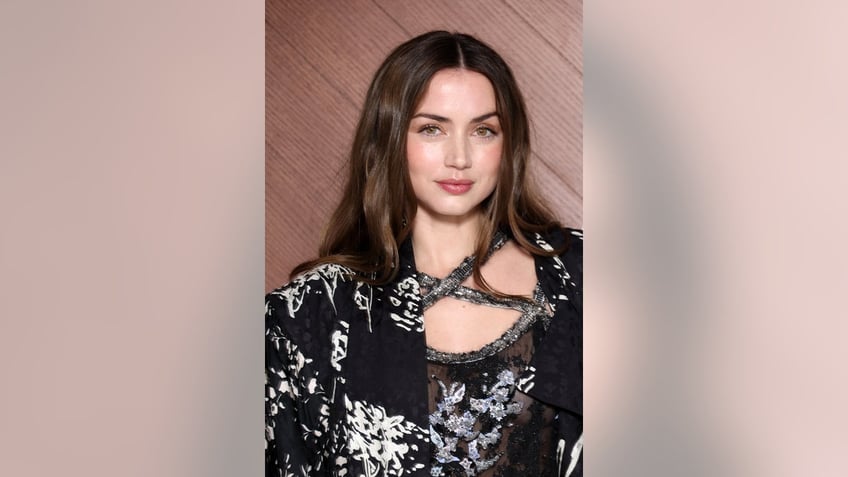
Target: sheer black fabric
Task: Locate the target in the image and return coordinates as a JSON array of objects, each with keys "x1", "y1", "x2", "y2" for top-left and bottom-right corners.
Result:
[
  {"x1": 422, "y1": 233, "x2": 558, "y2": 476},
  {"x1": 265, "y1": 228, "x2": 582, "y2": 477},
  {"x1": 427, "y1": 323, "x2": 558, "y2": 476}
]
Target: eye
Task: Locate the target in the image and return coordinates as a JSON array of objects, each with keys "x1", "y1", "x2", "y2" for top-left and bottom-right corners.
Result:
[
  {"x1": 473, "y1": 126, "x2": 497, "y2": 138},
  {"x1": 418, "y1": 124, "x2": 443, "y2": 136}
]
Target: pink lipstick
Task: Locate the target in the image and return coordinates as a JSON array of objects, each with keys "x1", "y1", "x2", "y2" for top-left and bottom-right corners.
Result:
[{"x1": 436, "y1": 179, "x2": 473, "y2": 194}]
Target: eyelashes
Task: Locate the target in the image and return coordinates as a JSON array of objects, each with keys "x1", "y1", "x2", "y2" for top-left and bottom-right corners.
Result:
[
  {"x1": 419, "y1": 124, "x2": 443, "y2": 136},
  {"x1": 415, "y1": 124, "x2": 500, "y2": 139},
  {"x1": 473, "y1": 126, "x2": 498, "y2": 138}
]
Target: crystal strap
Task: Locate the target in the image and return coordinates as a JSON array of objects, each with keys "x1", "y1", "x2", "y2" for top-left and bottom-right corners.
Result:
[
  {"x1": 417, "y1": 231, "x2": 554, "y2": 364},
  {"x1": 425, "y1": 284, "x2": 551, "y2": 364},
  {"x1": 419, "y1": 230, "x2": 508, "y2": 310},
  {"x1": 418, "y1": 277, "x2": 537, "y2": 313}
]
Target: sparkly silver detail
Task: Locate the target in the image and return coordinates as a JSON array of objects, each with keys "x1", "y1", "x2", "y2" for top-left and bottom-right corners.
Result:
[
  {"x1": 425, "y1": 284, "x2": 551, "y2": 364},
  {"x1": 418, "y1": 230, "x2": 507, "y2": 309},
  {"x1": 424, "y1": 231, "x2": 553, "y2": 475},
  {"x1": 428, "y1": 370, "x2": 523, "y2": 475},
  {"x1": 418, "y1": 231, "x2": 553, "y2": 364}
]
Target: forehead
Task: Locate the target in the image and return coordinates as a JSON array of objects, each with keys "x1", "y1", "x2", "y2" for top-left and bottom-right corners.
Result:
[{"x1": 414, "y1": 69, "x2": 497, "y2": 115}]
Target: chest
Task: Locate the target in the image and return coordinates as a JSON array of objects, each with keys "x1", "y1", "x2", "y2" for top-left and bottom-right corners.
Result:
[{"x1": 422, "y1": 297, "x2": 524, "y2": 353}]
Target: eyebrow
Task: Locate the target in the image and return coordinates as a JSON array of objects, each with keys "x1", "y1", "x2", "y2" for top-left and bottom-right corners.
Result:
[{"x1": 411, "y1": 112, "x2": 499, "y2": 123}]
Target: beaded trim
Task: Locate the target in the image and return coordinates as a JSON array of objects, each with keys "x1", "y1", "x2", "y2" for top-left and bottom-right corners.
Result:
[
  {"x1": 417, "y1": 231, "x2": 552, "y2": 364},
  {"x1": 426, "y1": 285, "x2": 550, "y2": 364},
  {"x1": 419, "y1": 231, "x2": 508, "y2": 310}
]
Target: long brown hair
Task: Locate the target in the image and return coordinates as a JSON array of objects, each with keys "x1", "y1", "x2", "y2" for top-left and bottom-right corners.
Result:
[{"x1": 292, "y1": 31, "x2": 565, "y2": 293}]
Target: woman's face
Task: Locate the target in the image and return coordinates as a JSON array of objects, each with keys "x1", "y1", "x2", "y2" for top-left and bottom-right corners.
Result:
[{"x1": 406, "y1": 68, "x2": 503, "y2": 225}]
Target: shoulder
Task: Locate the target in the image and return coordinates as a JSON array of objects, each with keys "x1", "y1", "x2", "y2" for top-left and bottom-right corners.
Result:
[
  {"x1": 531, "y1": 227, "x2": 583, "y2": 259},
  {"x1": 266, "y1": 263, "x2": 363, "y2": 348},
  {"x1": 560, "y1": 227, "x2": 583, "y2": 267},
  {"x1": 531, "y1": 227, "x2": 583, "y2": 288},
  {"x1": 266, "y1": 263, "x2": 357, "y2": 316}
]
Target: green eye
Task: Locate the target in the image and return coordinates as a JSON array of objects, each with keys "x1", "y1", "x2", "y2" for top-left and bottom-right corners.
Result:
[
  {"x1": 475, "y1": 126, "x2": 495, "y2": 137},
  {"x1": 420, "y1": 125, "x2": 441, "y2": 135}
]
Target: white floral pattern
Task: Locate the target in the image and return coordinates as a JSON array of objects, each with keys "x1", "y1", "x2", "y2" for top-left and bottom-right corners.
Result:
[
  {"x1": 345, "y1": 396, "x2": 428, "y2": 476},
  {"x1": 387, "y1": 276, "x2": 424, "y2": 332},
  {"x1": 266, "y1": 229, "x2": 582, "y2": 476},
  {"x1": 270, "y1": 263, "x2": 351, "y2": 318},
  {"x1": 428, "y1": 370, "x2": 525, "y2": 475}
]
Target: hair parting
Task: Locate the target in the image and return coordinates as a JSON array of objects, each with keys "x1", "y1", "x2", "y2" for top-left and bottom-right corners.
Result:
[{"x1": 291, "y1": 31, "x2": 568, "y2": 299}]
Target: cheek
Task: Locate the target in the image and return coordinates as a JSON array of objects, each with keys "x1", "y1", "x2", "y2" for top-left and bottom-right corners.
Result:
[
  {"x1": 479, "y1": 146, "x2": 503, "y2": 178},
  {"x1": 406, "y1": 140, "x2": 442, "y2": 175}
]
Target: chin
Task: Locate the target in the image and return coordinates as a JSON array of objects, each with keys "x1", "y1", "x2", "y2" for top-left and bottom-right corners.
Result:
[{"x1": 417, "y1": 203, "x2": 486, "y2": 223}]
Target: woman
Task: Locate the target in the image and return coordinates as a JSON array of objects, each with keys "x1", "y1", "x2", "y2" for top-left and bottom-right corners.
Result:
[{"x1": 266, "y1": 31, "x2": 582, "y2": 476}]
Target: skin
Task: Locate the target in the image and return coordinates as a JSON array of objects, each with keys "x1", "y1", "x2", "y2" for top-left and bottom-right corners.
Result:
[
  {"x1": 407, "y1": 68, "x2": 503, "y2": 233},
  {"x1": 407, "y1": 68, "x2": 538, "y2": 353}
]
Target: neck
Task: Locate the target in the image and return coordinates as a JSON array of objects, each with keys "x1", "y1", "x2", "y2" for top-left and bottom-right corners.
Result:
[{"x1": 411, "y1": 211, "x2": 485, "y2": 277}]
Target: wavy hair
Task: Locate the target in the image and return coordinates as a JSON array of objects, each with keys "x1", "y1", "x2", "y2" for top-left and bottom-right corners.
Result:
[{"x1": 292, "y1": 31, "x2": 565, "y2": 293}]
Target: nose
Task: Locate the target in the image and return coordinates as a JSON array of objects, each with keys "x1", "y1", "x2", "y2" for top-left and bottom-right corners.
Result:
[{"x1": 444, "y1": 135, "x2": 471, "y2": 170}]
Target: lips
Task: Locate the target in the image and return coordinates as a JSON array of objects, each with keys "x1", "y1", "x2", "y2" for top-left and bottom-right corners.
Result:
[{"x1": 436, "y1": 179, "x2": 473, "y2": 194}]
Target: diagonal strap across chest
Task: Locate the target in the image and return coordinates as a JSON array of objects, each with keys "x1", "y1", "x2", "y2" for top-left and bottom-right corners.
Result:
[{"x1": 416, "y1": 231, "x2": 540, "y2": 315}]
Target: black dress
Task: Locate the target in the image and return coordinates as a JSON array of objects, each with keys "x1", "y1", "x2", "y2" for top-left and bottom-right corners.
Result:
[{"x1": 265, "y1": 228, "x2": 582, "y2": 476}]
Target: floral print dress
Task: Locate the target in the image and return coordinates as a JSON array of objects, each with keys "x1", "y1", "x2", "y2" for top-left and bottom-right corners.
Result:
[{"x1": 265, "y1": 228, "x2": 582, "y2": 477}]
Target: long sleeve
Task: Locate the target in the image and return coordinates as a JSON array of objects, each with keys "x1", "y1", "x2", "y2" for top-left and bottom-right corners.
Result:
[
  {"x1": 265, "y1": 264, "x2": 355, "y2": 476},
  {"x1": 522, "y1": 228, "x2": 583, "y2": 476},
  {"x1": 265, "y1": 296, "x2": 332, "y2": 476}
]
